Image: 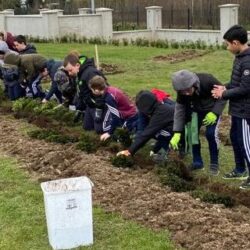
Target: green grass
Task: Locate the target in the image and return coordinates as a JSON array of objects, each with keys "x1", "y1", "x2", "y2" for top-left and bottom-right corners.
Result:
[
  {"x1": 0, "y1": 156, "x2": 175, "y2": 250},
  {"x1": 36, "y1": 43, "x2": 234, "y2": 96}
]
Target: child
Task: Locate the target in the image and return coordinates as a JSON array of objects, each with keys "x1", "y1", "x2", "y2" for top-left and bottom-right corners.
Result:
[
  {"x1": 88, "y1": 75, "x2": 137, "y2": 140},
  {"x1": 117, "y1": 90, "x2": 174, "y2": 160},
  {"x1": 63, "y1": 52, "x2": 106, "y2": 127},
  {"x1": 13, "y1": 35, "x2": 37, "y2": 54},
  {"x1": 4, "y1": 53, "x2": 47, "y2": 99},
  {"x1": 212, "y1": 25, "x2": 250, "y2": 188},
  {"x1": 39, "y1": 59, "x2": 64, "y2": 104},
  {"x1": 170, "y1": 70, "x2": 226, "y2": 175}
]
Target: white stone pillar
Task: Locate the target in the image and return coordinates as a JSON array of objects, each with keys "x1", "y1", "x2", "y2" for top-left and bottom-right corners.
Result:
[
  {"x1": 219, "y1": 4, "x2": 239, "y2": 38},
  {"x1": 78, "y1": 8, "x2": 91, "y2": 15},
  {"x1": 95, "y1": 8, "x2": 113, "y2": 39},
  {"x1": 41, "y1": 10, "x2": 63, "y2": 39},
  {"x1": 145, "y1": 6, "x2": 162, "y2": 30},
  {"x1": 0, "y1": 9, "x2": 14, "y2": 30}
]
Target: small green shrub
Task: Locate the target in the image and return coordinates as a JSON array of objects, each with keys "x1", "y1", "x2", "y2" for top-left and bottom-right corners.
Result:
[
  {"x1": 191, "y1": 190, "x2": 235, "y2": 208},
  {"x1": 122, "y1": 38, "x2": 129, "y2": 46},
  {"x1": 113, "y1": 128, "x2": 132, "y2": 148},
  {"x1": 160, "y1": 173, "x2": 195, "y2": 192},
  {"x1": 111, "y1": 39, "x2": 120, "y2": 46},
  {"x1": 170, "y1": 40, "x2": 179, "y2": 49},
  {"x1": 27, "y1": 129, "x2": 78, "y2": 144},
  {"x1": 111, "y1": 155, "x2": 134, "y2": 168},
  {"x1": 76, "y1": 134, "x2": 98, "y2": 153}
]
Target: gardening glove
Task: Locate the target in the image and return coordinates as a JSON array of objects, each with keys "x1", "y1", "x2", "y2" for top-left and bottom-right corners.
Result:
[
  {"x1": 170, "y1": 133, "x2": 181, "y2": 150},
  {"x1": 203, "y1": 112, "x2": 217, "y2": 126},
  {"x1": 117, "y1": 150, "x2": 131, "y2": 157}
]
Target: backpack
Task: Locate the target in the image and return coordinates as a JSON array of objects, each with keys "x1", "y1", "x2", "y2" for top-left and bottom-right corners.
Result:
[{"x1": 2, "y1": 66, "x2": 19, "y2": 87}]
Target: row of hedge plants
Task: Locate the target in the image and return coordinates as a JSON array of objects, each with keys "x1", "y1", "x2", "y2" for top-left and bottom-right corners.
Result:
[{"x1": 27, "y1": 34, "x2": 227, "y2": 50}]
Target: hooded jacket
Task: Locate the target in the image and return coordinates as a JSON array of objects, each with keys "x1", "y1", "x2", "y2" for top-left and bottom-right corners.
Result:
[
  {"x1": 1, "y1": 31, "x2": 15, "y2": 51},
  {"x1": 77, "y1": 56, "x2": 106, "y2": 109},
  {"x1": 222, "y1": 47, "x2": 250, "y2": 119},
  {"x1": 4, "y1": 53, "x2": 47, "y2": 84},
  {"x1": 173, "y1": 73, "x2": 227, "y2": 132},
  {"x1": 128, "y1": 91, "x2": 174, "y2": 155},
  {"x1": 18, "y1": 44, "x2": 37, "y2": 55}
]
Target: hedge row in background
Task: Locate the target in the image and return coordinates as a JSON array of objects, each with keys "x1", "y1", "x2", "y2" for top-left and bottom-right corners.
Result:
[{"x1": 27, "y1": 35, "x2": 227, "y2": 50}]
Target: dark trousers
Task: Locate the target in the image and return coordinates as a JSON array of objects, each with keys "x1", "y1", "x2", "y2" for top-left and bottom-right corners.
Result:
[
  {"x1": 230, "y1": 116, "x2": 250, "y2": 173},
  {"x1": 83, "y1": 107, "x2": 105, "y2": 134},
  {"x1": 153, "y1": 131, "x2": 172, "y2": 153},
  {"x1": 8, "y1": 83, "x2": 25, "y2": 101},
  {"x1": 192, "y1": 112, "x2": 220, "y2": 166}
]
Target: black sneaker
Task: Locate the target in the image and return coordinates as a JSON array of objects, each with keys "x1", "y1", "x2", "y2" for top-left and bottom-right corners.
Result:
[
  {"x1": 189, "y1": 163, "x2": 204, "y2": 171},
  {"x1": 223, "y1": 170, "x2": 248, "y2": 180},
  {"x1": 240, "y1": 177, "x2": 250, "y2": 190},
  {"x1": 209, "y1": 164, "x2": 219, "y2": 176}
]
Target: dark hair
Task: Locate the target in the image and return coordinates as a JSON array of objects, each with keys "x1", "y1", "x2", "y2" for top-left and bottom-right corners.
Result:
[
  {"x1": 14, "y1": 35, "x2": 27, "y2": 45},
  {"x1": 223, "y1": 25, "x2": 248, "y2": 44},
  {"x1": 63, "y1": 53, "x2": 80, "y2": 67},
  {"x1": 88, "y1": 75, "x2": 106, "y2": 90}
]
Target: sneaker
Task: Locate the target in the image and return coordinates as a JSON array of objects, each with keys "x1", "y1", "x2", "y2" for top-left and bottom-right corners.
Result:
[
  {"x1": 240, "y1": 177, "x2": 250, "y2": 190},
  {"x1": 209, "y1": 164, "x2": 219, "y2": 176},
  {"x1": 223, "y1": 170, "x2": 248, "y2": 180},
  {"x1": 189, "y1": 163, "x2": 204, "y2": 171},
  {"x1": 149, "y1": 150, "x2": 168, "y2": 164}
]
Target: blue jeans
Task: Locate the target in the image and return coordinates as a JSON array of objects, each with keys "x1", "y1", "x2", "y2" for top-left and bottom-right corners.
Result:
[
  {"x1": 192, "y1": 112, "x2": 220, "y2": 167},
  {"x1": 230, "y1": 116, "x2": 250, "y2": 173}
]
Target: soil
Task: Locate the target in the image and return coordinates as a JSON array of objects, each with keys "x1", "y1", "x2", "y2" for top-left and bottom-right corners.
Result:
[
  {"x1": 1, "y1": 114, "x2": 250, "y2": 250},
  {"x1": 153, "y1": 50, "x2": 211, "y2": 64},
  {"x1": 100, "y1": 63, "x2": 125, "y2": 75}
]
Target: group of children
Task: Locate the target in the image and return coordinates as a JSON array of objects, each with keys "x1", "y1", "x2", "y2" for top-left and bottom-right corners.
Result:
[{"x1": 1, "y1": 24, "x2": 250, "y2": 189}]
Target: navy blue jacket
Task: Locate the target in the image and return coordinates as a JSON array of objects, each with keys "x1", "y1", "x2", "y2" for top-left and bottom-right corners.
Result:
[{"x1": 223, "y1": 47, "x2": 250, "y2": 119}]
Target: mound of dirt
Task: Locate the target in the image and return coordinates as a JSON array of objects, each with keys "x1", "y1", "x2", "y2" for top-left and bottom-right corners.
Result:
[
  {"x1": 153, "y1": 50, "x2": 210, "y2": 64},
  {"x1": 100, "y1": 63, "x2": 125, "y2": 75},
  {"x1": 1, "y1": 114, "x2": 250, "y2": 250}
]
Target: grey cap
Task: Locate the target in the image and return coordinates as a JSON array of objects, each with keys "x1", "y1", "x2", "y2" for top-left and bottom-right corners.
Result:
[{"x1": 171, "y1": 70, "x2": 199, "y2": 91}]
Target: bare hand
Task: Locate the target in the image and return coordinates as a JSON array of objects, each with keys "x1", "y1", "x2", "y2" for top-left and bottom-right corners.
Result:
[
  {"x1": 117, "y1": 150, "x2": 131, "y2": 157},
  {"x1": 211, "y1": 85, "x2": 226, "y2": 99},
  {"x1": 100, "y1": 133, "x2": 111, "y2": 141}
]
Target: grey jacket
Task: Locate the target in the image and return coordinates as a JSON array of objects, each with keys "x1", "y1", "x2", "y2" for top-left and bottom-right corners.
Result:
[{"x1": 173, "y1": 73, "x2": 227, "y2": 132}]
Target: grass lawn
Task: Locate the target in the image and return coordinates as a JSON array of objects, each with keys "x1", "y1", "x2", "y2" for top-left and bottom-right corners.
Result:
[
  {"x1": 0, "y1": 156, "x2": 175, "y2": 250},
  {"x1": 36, "y1": 43, "x2": 234, "y2": 96}
]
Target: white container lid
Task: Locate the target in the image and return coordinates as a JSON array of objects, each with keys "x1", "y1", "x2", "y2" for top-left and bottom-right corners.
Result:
[{"x1": 41, "y1": 176, "x2": 93, "y2": 194}]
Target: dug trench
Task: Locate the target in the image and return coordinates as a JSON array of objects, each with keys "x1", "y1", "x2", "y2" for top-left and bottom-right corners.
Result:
[{"x1": 1, "y1": 113, "x2": 250, "y2": 250}]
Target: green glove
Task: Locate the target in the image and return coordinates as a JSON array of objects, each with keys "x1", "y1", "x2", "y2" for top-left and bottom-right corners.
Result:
[
  {"x1": 170, "y1": 133, "x2": 181, "y2": 150},
  {"x1": 203, "y1": 112, "x2": 217, "y2": 126}
]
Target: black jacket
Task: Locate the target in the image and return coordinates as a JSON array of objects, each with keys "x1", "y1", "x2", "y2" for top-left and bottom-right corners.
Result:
[
  {"x1": 173, "y1": 73, "x2": 226, "y2": 132},
  {"x1": 128, "y1": 91, "x2": 174, "y2": 155},
  {"x1": 223, "y1": 47, "x2": 250, "y2": 119},
  {"x1": 19, "y1": 44, "x2": 37, "y2": 54},
  {"x1": 77, "y1": 56, "x2": 105, "y2": 110}
]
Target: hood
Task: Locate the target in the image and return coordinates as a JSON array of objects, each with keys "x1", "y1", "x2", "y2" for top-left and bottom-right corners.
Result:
[
  {"x1": 78, "y1": 56, "x2": 95, "y2": 74},
  {"x1": 136, "y1": 90, "x2": 158, "y2": 115},
  {"x1": 19, "y1": 44, "x2": 37, "y2": 54},
  {"x1": 3, "y1": 52, "x2": 20, "y2": 68},
  {"x1": 172, "y1": 70, "x2": 199, "y2": 91},
  {"x1": 0, "y1": 41, "x2": 10, "y2": 53}
]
